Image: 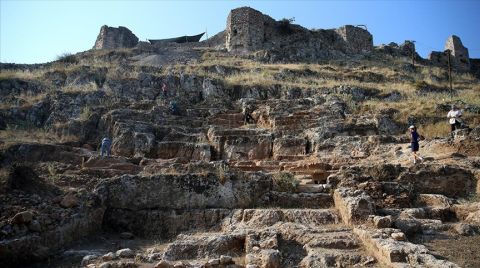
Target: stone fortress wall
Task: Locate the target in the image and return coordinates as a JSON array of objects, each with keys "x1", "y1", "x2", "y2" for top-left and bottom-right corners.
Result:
[
  {"x1": 92, "y1": 6, "x2": 474, "y2": 72},
  {"x1": 93, "y1": 25, "x2": 139, "y2": 50},
  {"x1": 429, "y1": 35, "x2": 470, "y2": 71},
  {"x1": 225, "y1": 7, "x2": 374, "y2": 55}
]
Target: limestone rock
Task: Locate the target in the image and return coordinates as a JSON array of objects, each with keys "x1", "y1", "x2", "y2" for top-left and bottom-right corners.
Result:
[
  {"x1": 81, "y1": 255, "x2": 98, "y2": 266},
  {"x1": 116, "y1": 248, "x2": 135, "y2": 258},
  {"x1": 261, "y1": 249, "x2": 281, "y2": 268},
  {"x1": 94, "y1": 25, "x2": 139, "y2": 50},
  {"x1": 334, "y1": 188, "x2": 374, "y2": 226},
  {"x1": 220, "y1": 255, "x2": 234, "y2": 265},
  {"x1": 10, "y1": 211, "x2": 33, "y2": 224},
  {"x1": 453, "y1": 223, "x2": 476, "y2": 236},
  {"x1": 102, "y1": 252, "x2": 116, "y2": 261},
  {"x1": 373, "y1": 216, "x2": 392, "y2": 228},
  {"x1": 60, "y1": 192, "x2": 79, "y2": 208},
  {"x1": 391, "y1": 232, "x2": 406, "y2": 241},
  {"x1": 154, "y1": 260, "x2": 174, "y2": 268},
  {"x1": 415, "y1": 194, "x2": 452, "y2": 208}
]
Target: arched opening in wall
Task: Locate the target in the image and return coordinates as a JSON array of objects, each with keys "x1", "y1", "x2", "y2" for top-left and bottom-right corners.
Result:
[{"x1": 233, "y1": 28, "x2": 238, "y2": 36}]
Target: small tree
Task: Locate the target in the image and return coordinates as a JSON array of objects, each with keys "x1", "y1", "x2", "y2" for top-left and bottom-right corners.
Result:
[{"x1": 278, "y1": 17, "x2": 295, "y2": 34}]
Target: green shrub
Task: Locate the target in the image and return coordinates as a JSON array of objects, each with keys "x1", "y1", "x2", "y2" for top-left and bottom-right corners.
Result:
[
  {"x1": 273, "y1": 172, "x2": 299, "y2": 192},
  {"x1": 278, "y1": 17, "x2": 295, "y2": 34},
  {"x1": 56, "y1": 52, "x2": 78, "y2": 64}
]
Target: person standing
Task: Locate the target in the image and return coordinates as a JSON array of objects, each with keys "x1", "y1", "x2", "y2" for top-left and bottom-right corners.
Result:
[
  {"x1": 409, "y1": 125, "x2": 423, "y2": 164},
  {"x1": 101, "y1": 136, "x2": 112, "y2": 157},
  {"x1": 447, "y1": 105, "x2": 462, "y2": 132}
]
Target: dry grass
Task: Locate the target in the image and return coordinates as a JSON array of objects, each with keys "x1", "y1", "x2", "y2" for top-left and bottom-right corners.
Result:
[
  {"x1": 0, "y1": 69, "x2": 46, "y2": 81},
  {"x1": 0, "y1": 92, "x2": 48, "y2": 109},
  {"x1": 0, "y1": 127, "x2": 79, "y2": 150},
  {"x1": 61, "y1": 82, "x2": 99, "y2": 93},
  {"x1": 420, "y1": 122, "x2": 451, "y2": 138}
]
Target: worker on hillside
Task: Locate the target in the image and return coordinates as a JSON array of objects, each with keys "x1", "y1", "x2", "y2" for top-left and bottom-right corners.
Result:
[
  {"x1": 169, "y1": 100, "x2": 179, "y2": 115},
  {"x1": 162, "y1": 82, "x2": 168, "y2": 98},
  {"x1": 408, "y1": 125, "x2": 423, "y2": 164},
  {"x1": 242, "y1": 102, "x2": 255, "y2": 125},
  {"x1": 447, "y1": 105, "x2": 463, "y2": 133},
  {"x1": 100, "y1": 136, "x2": 112, "y2": 158}
]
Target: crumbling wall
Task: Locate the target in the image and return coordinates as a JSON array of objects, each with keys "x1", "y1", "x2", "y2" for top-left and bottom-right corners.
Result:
[
  {"x1": 445, "y1": 35, "x2": 470, "y2": 70},
  {"x1": 335, "y1": 25, "x2": 373, "y2": 53},
  {"x1": 429, "y1": 35, "x2": 470, "y2": 71},
  {"x1": 226, "y1": 7, "x2": 373, "y2": 57},
  {"x1": 226, "y1": 7, "x2": 267, "y2": 52},
  {"x1": 93, "y1": 25, "x2": 139, "y2": 50}
]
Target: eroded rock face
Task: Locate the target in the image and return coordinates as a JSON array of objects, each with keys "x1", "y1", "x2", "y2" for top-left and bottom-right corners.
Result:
[
  {"x1": 98, "y1": 173, "x2": 272, "y2": 210},
  {"x1": 94, "y1": 25, "x2": 139, "y2": 50}
]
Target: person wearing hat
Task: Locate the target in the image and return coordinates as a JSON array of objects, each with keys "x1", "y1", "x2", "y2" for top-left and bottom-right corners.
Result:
[
  {"x1": 447, "y1": 105, "x2": 462, "y2": 132},
  {"x1": 409, "y1": 125, "x2": 423, "y2": 164}
]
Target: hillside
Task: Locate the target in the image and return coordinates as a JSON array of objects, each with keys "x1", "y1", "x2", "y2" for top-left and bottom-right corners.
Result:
[{"x1": 1, "y1": 6, "x2": 480, "y2": 268}]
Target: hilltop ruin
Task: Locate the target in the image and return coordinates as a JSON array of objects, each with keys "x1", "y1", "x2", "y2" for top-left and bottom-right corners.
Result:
[{"x1": 93, "y1": 6, "x2": 475, "y2": 73}]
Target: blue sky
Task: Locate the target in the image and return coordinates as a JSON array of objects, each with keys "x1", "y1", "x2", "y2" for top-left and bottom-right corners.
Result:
[{"x1": 1, "y1": 0, "x2": 479, "y2": 64}]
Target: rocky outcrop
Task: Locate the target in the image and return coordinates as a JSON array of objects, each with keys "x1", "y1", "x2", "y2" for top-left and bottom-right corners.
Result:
[
  {"x1": 333, "y1": 188, "x2": 374, "y2": 226},
  {"x1": 93, "y1": 25, "x2": 139, "y2": 50}
]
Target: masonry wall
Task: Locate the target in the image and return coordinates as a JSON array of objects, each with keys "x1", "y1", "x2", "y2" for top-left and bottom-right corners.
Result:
[
  {"x1": 226, "y1": 7, "x2": 266, "y2": 52},
  {"x1": 226, "y1": 7, "x2": 374, "y2": 57},
  {"x1": 335, "y1": 25, "x2": 373, "y2": 53}
]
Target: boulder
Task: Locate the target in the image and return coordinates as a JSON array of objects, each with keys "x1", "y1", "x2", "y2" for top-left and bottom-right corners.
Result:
[
  {"x1": 116, "y1": 248, "x2": 135, "y2": 258},
  {"x1": 155, "y1": 260, "x2": 174, "y2": 268},
  {"x1": 334, "y1": 188, "x2": 375, "y2": 226},
  {"x1": 10, "y1": 211, "x2": 33, "y2": 224},
  {"x1": 60, "y1": 192, "x2": 79, "y2": 208},
  {"x1": 261, "y1": 249, "x2": 281, "y2": 268}
]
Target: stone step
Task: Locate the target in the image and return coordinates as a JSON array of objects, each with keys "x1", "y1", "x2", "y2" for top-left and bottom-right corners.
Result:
[
  {"x1": 274, "y1": 155, "x2": 308, "y2": 161},
  {"x1": 207, "y1": 117, "x2": 244, "y2": 128},
  {"x1": 226, "y1": 208, "x2": 341, "y2": 227},
  {"x1": 306, "y1": 231, "x2": 361, "y2": 249},
  {"x1": 156, "y1": 141, "x2": 211, "y2": 161},
  {"x1": 302, "y1": 248, "x2": 375, "y2": 267},
  {"x1": 297, "y1": 184, "x2": 331, "y2": 193},
  {"x1": 265, "y1": 192, "x2": 334, "y2": 209}
]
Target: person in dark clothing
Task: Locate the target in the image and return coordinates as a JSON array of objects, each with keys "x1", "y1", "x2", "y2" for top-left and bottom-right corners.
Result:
[
  {"x1": 162, "y1": 82, "x2": 168, "y2": 98},
  {"x1": 244, "y1": 110, "x2": 255, "y2": 124},
  {"x1": 409, "y1": 125, "x2": 423, "y2": 164},
  {"x1": 100, "y1": 136, "x2": 111, "y2": 157},
  {"x1": 169, "y1": 101, "x2": 179, "y2": 115},
  {"x1": 242, "y1": 103, "x2": 255, "y2": 125}
]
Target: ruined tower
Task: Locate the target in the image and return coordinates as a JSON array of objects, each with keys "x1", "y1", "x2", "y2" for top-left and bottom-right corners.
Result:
[
  {"x1": 445, "y1": 35, "x2": 470, "y2": 70},
  {"x1": 226, "y1": 7, "x2": 266, "y2": 52},
  {"x1": 429, "y1": 35, "x2": 470, "y2": 71},
  {"x1": 335, "y1": 25, "x2": 373, "y2": 53},
  {"x1": 93, "y1": 25, "x2": 139, "y2": 50}
]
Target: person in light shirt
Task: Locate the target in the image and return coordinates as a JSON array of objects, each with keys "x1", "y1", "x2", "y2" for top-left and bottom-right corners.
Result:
[{"x1": 447, "y1": 105, "x2": 462, "y2": 132}]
